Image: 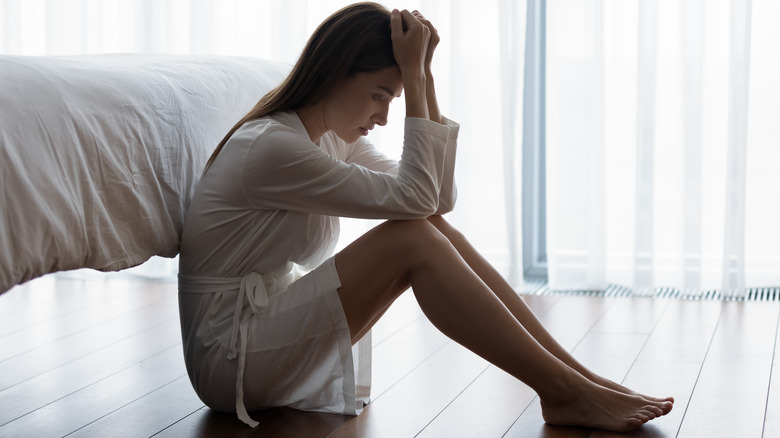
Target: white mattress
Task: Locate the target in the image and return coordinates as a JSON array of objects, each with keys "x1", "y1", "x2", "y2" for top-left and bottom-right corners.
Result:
[{"x1": 0, "y1": 54, "x2": 290, "y2": 293}]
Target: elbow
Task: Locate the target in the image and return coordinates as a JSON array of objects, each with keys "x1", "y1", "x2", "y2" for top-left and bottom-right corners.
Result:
[
  {"x1": 403, "y1": 192, "x2": 439, "y2": 219},
  {"x1": 395, "y1": 176, "x2": 440, "y2": 218},
  {"x1": 435, "y1": 200, "x2": 455, "y2": 215},
  {"x1": 434, "y1": 186, "x2": 457, "y2": 215},
  {"x1": 414, "y1": 195, "x2": 440, "y2": 218}
]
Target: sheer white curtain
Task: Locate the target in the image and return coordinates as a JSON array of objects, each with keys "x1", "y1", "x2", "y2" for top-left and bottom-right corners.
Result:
[
  {"x1": 0, "y1": 0, "x2": 527, "y2": 285},
  {"x1": 546, "y1": 0, "x2": 780, "y2": 297}
]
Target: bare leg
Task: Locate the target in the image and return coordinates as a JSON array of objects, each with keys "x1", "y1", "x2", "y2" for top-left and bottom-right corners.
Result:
[
  {"x1": 335, "y1": 219, "x2": 671, "y2": 432},
  {"x1": 425, "y1": 216, "x2": 674, "y2": 408}
]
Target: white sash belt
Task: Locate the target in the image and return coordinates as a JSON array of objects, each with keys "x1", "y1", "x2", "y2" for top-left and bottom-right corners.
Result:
[{"x1": 179, "y1": 271, "x2": 295, "y2": 427}]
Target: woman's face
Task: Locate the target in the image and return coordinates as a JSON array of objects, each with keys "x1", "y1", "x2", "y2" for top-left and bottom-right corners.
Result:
[{"x1": 323, "y1": 66, "x2": 403, "y2": 143}]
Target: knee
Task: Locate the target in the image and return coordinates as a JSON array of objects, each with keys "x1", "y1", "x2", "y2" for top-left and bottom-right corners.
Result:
[
  {"x1": 386, "y1": 219, "x2": 452, "y2": 258},
  {"x1": 427, "y1": 215, "x2": 466, "y2": 244}
]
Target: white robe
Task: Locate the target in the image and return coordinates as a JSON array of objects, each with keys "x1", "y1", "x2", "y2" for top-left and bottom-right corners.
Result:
[{"x1": 178, "y1": 111, "x2": 459, "y2": 426}]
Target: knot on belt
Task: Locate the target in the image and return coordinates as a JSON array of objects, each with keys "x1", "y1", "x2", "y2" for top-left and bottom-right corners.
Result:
[
  {"x1": 230, "y1": 272, "x2": 284, "y2": 427},
  {"x1": 227, "y1": 272, "x2": 273, "y2": 360}
]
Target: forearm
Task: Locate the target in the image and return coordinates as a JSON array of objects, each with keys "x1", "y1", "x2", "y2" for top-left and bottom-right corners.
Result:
[
  {"x1": 391, "y1": 8, "x2": 436, "y2": 122},
  {"x1": 425, "y1": 69, "x2": 442, "y2": 124},
  {"x1": 403, "y1": 73, "x2": 430, "y2": 120}
]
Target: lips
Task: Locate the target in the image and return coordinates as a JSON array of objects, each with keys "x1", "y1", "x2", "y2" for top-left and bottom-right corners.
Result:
[{"x1": 359, "y1": 127, "x2": 369, "y2": 136}]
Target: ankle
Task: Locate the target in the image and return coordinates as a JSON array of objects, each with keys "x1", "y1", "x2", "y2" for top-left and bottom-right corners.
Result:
[{"x1": 537, "y1": 368, "x2": 589, "y2": 405}]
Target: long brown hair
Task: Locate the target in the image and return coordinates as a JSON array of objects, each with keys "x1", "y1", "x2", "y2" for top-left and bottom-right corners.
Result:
[{"x1": 204, "y1": 2, "x2": 397, "y2": 172}]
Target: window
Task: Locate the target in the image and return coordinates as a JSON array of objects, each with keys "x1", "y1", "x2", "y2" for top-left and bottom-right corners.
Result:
[{"x1": 522, "y1": 0, "x2": 547, "y2": 280}]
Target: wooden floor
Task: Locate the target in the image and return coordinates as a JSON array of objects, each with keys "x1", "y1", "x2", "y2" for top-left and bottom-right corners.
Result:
[{"x1": 1, "y1": 274, "x2": 779, "y2": 438}]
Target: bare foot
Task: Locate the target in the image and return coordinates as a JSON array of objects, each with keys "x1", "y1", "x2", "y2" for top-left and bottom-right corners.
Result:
[
  {"x1": 539, "y1": 381, "x2": 673, "y2": 432},
  {"x1": 584, "y1": 373, "x2": 674, "y2": 414}
]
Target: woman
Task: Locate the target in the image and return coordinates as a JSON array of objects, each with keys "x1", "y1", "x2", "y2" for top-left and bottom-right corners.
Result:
[{"x1": 178, "y1": 2, "x2": 673, "y2": 432}]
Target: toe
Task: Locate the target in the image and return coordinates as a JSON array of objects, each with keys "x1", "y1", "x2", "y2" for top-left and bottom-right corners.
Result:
[
  {"x1": 634, "y1": 411, "x2": 651, "y2": 422},
  {"x1": 646, "y1": 405, "x2": 663, "y2": 417}
]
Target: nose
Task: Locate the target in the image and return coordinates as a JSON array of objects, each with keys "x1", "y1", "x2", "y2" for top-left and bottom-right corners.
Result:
[{"x1": 373, "y1": 102, "x2": 390, "y2": 127}]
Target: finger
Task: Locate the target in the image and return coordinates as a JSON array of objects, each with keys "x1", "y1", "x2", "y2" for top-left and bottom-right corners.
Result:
[
  {"x1": 390, "y1": 9, "x2": 403, "y2": 36},
  {"x1": 418, "y1": 18, "x2": 437, "y2": 37},
  {"x1": 400, "y1": 9, "x2": 420, "y2": 29},
  {"x1": 411, "y1": 10, "x2": 438, "y2": 37},
  {"x1": 412, "y1": 10, "x2": 429, "y2": 25}
]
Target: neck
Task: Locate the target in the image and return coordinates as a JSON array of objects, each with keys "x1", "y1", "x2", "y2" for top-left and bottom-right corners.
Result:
[{"x1": 295, "y1": 105, "x2": 328, "y2": 144}]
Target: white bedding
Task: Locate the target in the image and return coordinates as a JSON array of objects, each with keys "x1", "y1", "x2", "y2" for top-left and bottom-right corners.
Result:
[{"x1": 0, "y1": 54, "x2": 290, "y2": 294}]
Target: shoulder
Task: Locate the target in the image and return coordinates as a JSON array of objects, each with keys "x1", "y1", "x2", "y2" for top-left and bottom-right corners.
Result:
[
  {"x1": 234, "y1": 114, "x2": 299, "y2": 146},
  {"x1": 237, "y1": 114, "x2": 324, "y2": 170},
  {"x1": 235, "y1": 114, "x2": 310, "y2": 151}
]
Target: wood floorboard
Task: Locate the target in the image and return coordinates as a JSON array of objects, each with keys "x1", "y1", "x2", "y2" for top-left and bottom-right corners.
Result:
[
  {"x1": 765, "y1": 365, "x2": 780, "y2": 437},
  {"x1": 601, "y1": 299, "x2": 725, "y2": 438},
  {"x1": 0, "y1": 346, "x2": 186, "y2": 437},
  {"x1": 517, "y1": 294, "x2": 565, "y2": 318},
  {"x1": 677, "y1": 301, "x2": 779, "y2": 438},
  {"x1": 0, "y1": 288, "x2": 172, "y2": 363},
  {"x1": 534, "y1": 295, "x2": 616, "y2": 351},
  {"x1": 415, "y1": 363, "x2": 536, "y2": 438},
  {"x1": 369, "y1": 317, "x2": 449, "y2": 397},
  {"x1": 369, "y1": 293, "x2": 424, "y2": 347},
  {"x1": 636, "y1": 300, "x2": 723, "y2": 364},
  {"x1": 1, "y1": 276, "x2": 779, "y2": 437},
  {"x1": 66, "y1": 376, "x2": 203, "y2": 438},
  {"x1": 0, "y1": 316, "x2": 181, "y2": 426},
  {"x1": 0, "y1": 277, "x2": 128, "y2": 336},
  {"x1": 766, "y1": 315, "x2": 780, "y2": 437},
  {"x1": 153, "y1": 406, "x2": 352, "y2": 438},
  {"x1": 0, "y1": 295, "x2": 179, "y2": 393},
  {"x1": 243, "y1": 408, "x2": 352, "y2": 438},
  {"x1": 589, "y1": 296, "x2": 670, "y2": 334},
  {"x1": 572, "y1": 297, "x2": 670, "y2": 384},
  {"x1": 573, "y1": 332, "x2": 652, "y2": 386},
  {"x1": 152, "y1": 406, "x2": 258, "y2": 438},
  {"x1": 329, "y1": 341, "x2": 489, "y2": 438}
]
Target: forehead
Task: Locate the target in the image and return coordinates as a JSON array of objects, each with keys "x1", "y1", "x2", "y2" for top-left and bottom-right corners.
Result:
[{"x1": 351, "y1": 66, "x2": 403, "y2": 96}]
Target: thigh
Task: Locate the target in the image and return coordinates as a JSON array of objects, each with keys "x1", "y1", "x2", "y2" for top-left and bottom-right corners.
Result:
[{"x1": 334, "y1": 219, "x2": 445, "y2": 343}]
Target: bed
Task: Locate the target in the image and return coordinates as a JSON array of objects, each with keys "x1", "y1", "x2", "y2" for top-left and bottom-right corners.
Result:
[{"x1": 0, "y1": 54, "x2": 290, "y2": 294}]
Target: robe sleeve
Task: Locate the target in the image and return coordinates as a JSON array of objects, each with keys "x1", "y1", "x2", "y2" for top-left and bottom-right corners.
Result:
[
  {"x1": 241, "y1": 117, "x2": 457, "y2": 220},
  {"x1": 434, "y1": 117, "x2": 459, "y2": 215},
  {"x1": 343, "y1": 117, "x2": 459, "y2": 216},
  {"x1": 344, "y1": 137, "x2": 399, "y2": 176}
]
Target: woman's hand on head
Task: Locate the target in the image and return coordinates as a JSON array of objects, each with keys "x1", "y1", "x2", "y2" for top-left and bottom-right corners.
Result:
[
  {"x1": 390, "y1": 9, "x2": 430, "y2": 81},
  {"x1": 411, "y1": 10, "x2": 439, "y2": 73}
]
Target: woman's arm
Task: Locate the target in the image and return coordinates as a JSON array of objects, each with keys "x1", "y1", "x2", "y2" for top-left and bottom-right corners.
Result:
[
  {"x1": 239, "y1": 119, "x2": 452, "y2": 219},
  {"x1": 413, "y1": 11, "x2": 443, "y2": 125},
  {"x1": 411, "y1": 10, "x2": 452, "y2": 213},
  {"x1": 424, "y1": 70, "x2": 442, "y2": 125},
  {"x1": 390, "y1": 9, "x2": 430, "y2": 121}
]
